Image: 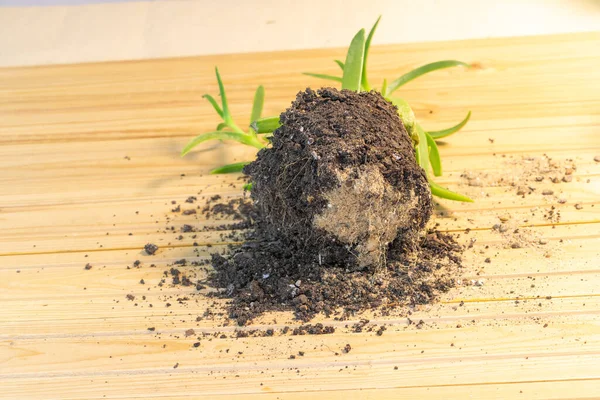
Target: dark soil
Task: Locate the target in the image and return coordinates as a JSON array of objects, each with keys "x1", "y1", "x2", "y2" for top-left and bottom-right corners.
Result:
[
  {"x1": 245, "y1": 88, "x2": 432, "y2": 271},
  {"x1": 144, "y1": 243, "x2": 159, "y2": 255},
  {"x1": 205, "y1": 88, "x2": 464, "y2": 325}
]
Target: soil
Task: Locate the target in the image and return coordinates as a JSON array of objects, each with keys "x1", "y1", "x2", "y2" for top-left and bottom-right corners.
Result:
[
  {"x1": 245, "y1": 88, "x2": 432, "y2": 271},
  {"x1": 205, "y1": 88, "x2": 464, "y2": 325}
]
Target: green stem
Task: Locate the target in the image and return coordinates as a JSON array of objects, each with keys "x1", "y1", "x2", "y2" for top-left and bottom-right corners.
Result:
[{"x1": 241, "y1": 134, "x2": 266, "y2": 149}]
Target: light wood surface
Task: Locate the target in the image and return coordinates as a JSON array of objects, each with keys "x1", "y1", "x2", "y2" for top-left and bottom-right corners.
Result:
[{"x1": 1, "y1": 32, "x2": 599, "y2": 399}]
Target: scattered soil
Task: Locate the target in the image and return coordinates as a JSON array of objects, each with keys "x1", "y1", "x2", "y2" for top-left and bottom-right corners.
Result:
[
  {"x1": 205, "y1": 88, "x2": 463, "y2": 325},
  {"x1": 459, "y1": 154, "x2": 582, "y2": 251},
  {"x1": 460, "y1": 154, "x2": 577, "y2": 202}
]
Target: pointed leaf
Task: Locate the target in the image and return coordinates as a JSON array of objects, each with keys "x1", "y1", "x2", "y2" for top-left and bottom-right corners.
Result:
[
  {"x1": 426, "y1": 132, "x2": 442, "y2": 176},
  {"x1": 427, "y1": 111, "x2": 472, "y2": 139},
  {"x1": 334, "y1": 59, "x2": 345, "y2": 70},
  {"x1": 252, "y1": 116, "x2": 281, "y2": 134},
  {"x1": 415, "y1": 124, "x2": 430, "y2": 175},
  {"x1": 430, "y1": 180, "x2": 474, "y2": 202},
  {"x1": 214, "y1": 67, "x2": 232, "y2": 123},
  {"x1": 302, "y1": 72, "x2": 343, "y2": 83},
  {"x1": 250, "y1": 85, "x2": 265, "y2": 125},
  {"x1": 216, "y1": 122, "x2": 227, "y2": 130},
  {"x1": 386, "y1": 60, "x2": 470, "y2": 95},
  {"x1": 210, "y1": 161, "x2": 251, "y2": 174},
  {"x1": 243, "y1": 182, "x2": 253, "y2": 191},
  {"x1": 361, "y1": 16, "x2": 381, "y2": 91},
  {"x1": 202, "y1": 94, "x2": 223, "y2": 118},
  {"x1": 381, "y1": 78, "x2": 388, "y2": 97},
  {"x1": 181, "y1": 131, "x2": 263, "y2": 156},
  {"x1": 342, "y1": 29, "x2": 366, "y2": 91}
]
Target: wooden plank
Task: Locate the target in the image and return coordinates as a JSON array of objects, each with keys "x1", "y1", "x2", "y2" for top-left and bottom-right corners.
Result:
[{"x1": 0, "y1": 32, "x2": 599, "y2": 399}]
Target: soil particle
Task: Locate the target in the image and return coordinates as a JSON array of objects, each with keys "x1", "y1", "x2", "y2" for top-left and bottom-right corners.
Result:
[
  {"x1": 291, "y1": 324, "x2": 335, "y2": 335},
  {"x1": 342, "y1": 344, "x2": 352, "y2": 354},
  {"x1": 84, "y1": 263, "x2": 92, "y2": 270},
  {"x1": 144, "y1": 243, "x2": 159, "y2": 255},
  {"x1": 351, "y1": 319, "x2": 370, "y2": 333},
  {"x1": 185, "y1": 329, "x2": 195, "y2": 337}
]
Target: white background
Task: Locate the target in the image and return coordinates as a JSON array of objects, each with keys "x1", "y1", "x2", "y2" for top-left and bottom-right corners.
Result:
[{"x1": 1, "y1": 0, "x2": 599, "y2": 67}]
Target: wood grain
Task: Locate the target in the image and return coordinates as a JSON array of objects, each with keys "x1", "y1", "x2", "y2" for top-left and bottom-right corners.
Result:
[{"x1": 0, "y1": 32, "x2": 599, "y2": 399}]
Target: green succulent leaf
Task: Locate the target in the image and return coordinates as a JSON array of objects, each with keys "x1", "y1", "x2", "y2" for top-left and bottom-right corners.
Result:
[
  {"x1": 210, "y1": 161, "x2": 250, "y2": 174},
  {"x1": 250, "y1": 85, "x2": 265, "y2": 126},
  {"x1": 202, "y1": 94, "x2": 224, "y2": 118},
  {"x1": 388, "y1": 97, "x2": 416, "y2": 136},
  {"x1": 361, "y1": 16, "x2": 381, "y2": 91},
  {"x1": 214, "y1": 68, "x2": 232, "y2": 124},
  {"x1": 386, "y1": 60, "x2": 470, "y2": 96},
  {"x1": 427, "y1": 111, "x2": 472, "y2": 139},
  {"x1": 181, "y1": 131, "x2": 263, "y2": 156},
  {"x1": 426, "y1": 131, "x2": 442, "y2": 176},
  {"x1": 430, "y1": 180, "x2": 474, "y2": 202},
  {"x1": 216, "y1": 122, "x2": 227, "y2": 131},
  {"x1": 252, "y1": 116, "x2": 281, "y2": 134},
  {"x1": 243, "y1": 182, "x2": 253, "y2": 191},
  {"x1": 334, "y1": 59, "x2": 345, "y2": 70},
  {"x1": 381, "y1": 78, "x2": 388, "y2": 96},
  {"x1": 302, "y1": 72, "x2": 343, "y2": 83},
  {"x1": 341, "y1": 28, "x2": 366, "y2": 91},
  {"x1": 415, "y1": 124, "x2": 430, "y2": 175}
]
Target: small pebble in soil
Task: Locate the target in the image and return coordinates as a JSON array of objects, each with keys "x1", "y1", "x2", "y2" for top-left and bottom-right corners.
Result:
[
  {"x1": 342, "y1": 344, "x2": 352, "y2": 354},
  {"x1": 594, "y1": 155, "x2": 600, "y2": 162}
]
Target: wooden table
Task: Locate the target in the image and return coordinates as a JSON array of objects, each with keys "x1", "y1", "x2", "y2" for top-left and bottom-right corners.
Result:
[{"x1": 1, "y1": 32, "x2": 599, "y2": 399}]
